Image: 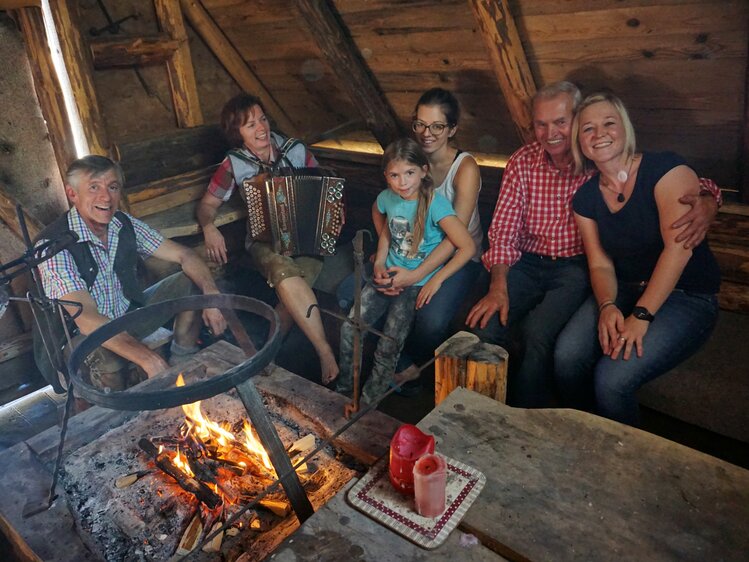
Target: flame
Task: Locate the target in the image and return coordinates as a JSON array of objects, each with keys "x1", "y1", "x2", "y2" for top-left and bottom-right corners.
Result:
[
  {"x1": 175, "y1": 374, "x2": 236, "y2": 449},
  {"x1": 174, "y1": 374, "x2": 273, "y2": 474},
  {"x1": 242, "y1": 421, "x2": 273, "y2": 472},
  {"x1": 172, "y1": 447, "x2": 194, "y2": 477}
]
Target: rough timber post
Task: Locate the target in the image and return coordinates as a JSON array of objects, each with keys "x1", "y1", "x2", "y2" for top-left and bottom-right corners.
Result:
[{"x1": 434, "y1": 331, "x2": 508, "y2": 405}]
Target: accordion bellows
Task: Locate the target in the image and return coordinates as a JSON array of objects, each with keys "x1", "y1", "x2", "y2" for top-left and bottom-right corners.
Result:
[{"x1": 241, "y1": 168, "x2": 345, "y2": 257}]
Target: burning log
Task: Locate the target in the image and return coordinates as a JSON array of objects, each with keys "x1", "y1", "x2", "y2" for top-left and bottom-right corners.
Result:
[{"x1": 138, "y1": 438, "x2": 222, "y2": 509}]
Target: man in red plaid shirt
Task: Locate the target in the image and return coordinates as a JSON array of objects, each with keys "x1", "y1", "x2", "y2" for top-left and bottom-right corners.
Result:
[{"x1": 466, "y1": 81, "x2": 720, "y2": 407}]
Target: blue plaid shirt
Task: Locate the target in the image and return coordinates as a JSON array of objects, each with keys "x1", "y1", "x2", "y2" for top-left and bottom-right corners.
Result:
[{"x1": 38, "y1": 208, "x2": 164, "y2": 319}]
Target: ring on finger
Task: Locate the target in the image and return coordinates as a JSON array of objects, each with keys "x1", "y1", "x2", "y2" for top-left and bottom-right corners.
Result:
[{"x1": 618, "y1": 336, "x2": 626, "y2": 342}]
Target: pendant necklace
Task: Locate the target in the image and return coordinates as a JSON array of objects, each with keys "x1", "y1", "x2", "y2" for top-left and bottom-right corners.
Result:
[{"x1": 600, "y1": 156, "x2": 635, "y2": 203}]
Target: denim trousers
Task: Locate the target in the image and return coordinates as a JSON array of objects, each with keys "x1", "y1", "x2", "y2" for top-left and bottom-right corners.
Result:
[
  {"x1": 471, "y1": 253, "x2": 590, "y2": 407},
  {"x1": 336, "y1": 284, "x2": 419, "y2": 404},
  {"x1": 553, "y1": 287, "x2": 719, "y2": 426},
  {"x1": 336, "y1": 260, "x2": 481, "y2": 372}
]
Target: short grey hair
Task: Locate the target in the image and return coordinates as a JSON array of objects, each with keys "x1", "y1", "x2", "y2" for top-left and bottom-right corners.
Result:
[
  {"x1": 532, "y1": 81, "x2": 583, "y2": 112},
  {"x1": 65, "y1": 155, "x2": 124, "y2": 190}
]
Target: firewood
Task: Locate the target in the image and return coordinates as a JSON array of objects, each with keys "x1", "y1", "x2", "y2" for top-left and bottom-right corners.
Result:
[
  {"x1": 138, "y1": 438, "x2": 222, "y2": 509},
  {"x1": 286, "y1": 434, "x2": 315, "y2": 456},
  {"x1": 226, "y1": 527, "x2": 240, "y2": 537},
  {"x1": 114, "y1": 470, "x2": 151, "y2": 488},
  {"x1": 201, "y1": 521, "x2": 224, "y2": 553},
  {"x1": 258, "y1": 499, "x2": 291, "y2": 517},
  {"x1": 175, "y1": 514, "x2": 202, "y2": 556}
]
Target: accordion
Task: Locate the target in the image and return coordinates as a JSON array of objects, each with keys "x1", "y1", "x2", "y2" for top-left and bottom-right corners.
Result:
[{"x1": 241, "y1": 168, "x2": 345, "y2": 257}]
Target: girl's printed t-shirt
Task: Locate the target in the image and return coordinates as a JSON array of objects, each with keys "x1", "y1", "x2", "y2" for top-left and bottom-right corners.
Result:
[{"x1": 376, "y1": 189, "x2": 456, "y2": 286}]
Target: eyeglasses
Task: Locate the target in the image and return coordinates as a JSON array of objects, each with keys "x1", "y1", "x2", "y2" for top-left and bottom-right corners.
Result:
[{"x1": 412, "y1": 120, "x2": 450, "y2": 136}]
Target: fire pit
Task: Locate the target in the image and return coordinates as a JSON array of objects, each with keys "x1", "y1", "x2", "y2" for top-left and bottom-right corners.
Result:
[
  {"x1": 61, "y1": 370, "x2": 354, "y2": 561},
  {"x1": 57, "y1": 295, "x2": 355, "y2": 560}
]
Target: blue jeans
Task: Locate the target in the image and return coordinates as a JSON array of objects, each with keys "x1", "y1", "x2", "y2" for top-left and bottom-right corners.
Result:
[
  {"x1": 471, "y1": 253, "x2": 590, "y2": 407},
  {"x1": 336, "y1": 260, "x2": 481, "y2": 371},
  {"x1": 554, "y1": 287, "x2": 718, "y2": 426}
]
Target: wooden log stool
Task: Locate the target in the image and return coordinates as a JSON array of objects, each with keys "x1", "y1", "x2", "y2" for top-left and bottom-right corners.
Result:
[{"x1": 434, "y1": 331, "x2": 508, "y2": 405}]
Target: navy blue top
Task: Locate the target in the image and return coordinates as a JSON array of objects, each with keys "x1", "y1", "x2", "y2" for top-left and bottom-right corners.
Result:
[{"x1": 573, "y1": 151, "x2": 720, "y2": 294}]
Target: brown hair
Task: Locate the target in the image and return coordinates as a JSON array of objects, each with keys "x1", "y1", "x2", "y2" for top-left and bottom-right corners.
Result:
[
  {"x1": 220, "y1": 93, "x2": 267, "y2": 148},
  {"x1": 381, "y1": 138, "x2": 434, "y2": 258}
]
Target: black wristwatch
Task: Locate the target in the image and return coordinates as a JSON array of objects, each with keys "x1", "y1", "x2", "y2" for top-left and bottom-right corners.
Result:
[{"x1": 632, "y1": 306, "x2": 654, "y2": 322}]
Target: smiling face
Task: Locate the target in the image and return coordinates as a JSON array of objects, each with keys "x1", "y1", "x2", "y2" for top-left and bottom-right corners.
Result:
[
  {"x1": 413, "y1": 104, "x2": 456, "y2": 157},
  {"x1": 533, "y1": 93, "x2": 575, "y2": 168},
  {"x1": 239, "y1": 105, "x2": 272, "y2": 157},
  {"x1": 66, "y1": 168, "x2": 121, "y2": 238},
  {"x1": 384, "y1": 159, "x2": 428, "y2": 201},
  {"x1": 577, "y1": 101, "x2": 626, "y2": 166}
]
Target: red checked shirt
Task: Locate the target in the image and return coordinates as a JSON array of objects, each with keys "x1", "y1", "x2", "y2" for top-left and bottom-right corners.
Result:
[
  {"x1": 482, "y1": 142, "x2": 723, "y2": 270},
  {"x1": 482, "y1": 142, "x2": 591, "y2": 269}
]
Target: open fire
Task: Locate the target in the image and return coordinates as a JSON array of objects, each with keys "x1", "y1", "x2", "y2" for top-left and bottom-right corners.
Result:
[
  {"x1": 124, "y1": 374, "x2": 322, "y2": 556},
  {"x1": 60, "y1": 369, "x2": 355, "y2": 561}
]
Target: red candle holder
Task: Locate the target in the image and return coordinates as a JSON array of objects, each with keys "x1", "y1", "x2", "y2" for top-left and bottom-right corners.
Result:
[{"x1": 388, "y1": 424, "x2": 435, "y2": 495}]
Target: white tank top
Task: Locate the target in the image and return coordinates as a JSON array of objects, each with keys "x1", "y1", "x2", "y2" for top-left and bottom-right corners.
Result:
[{"x1": 435, "y1": 151, "x2": 483, "y2": 261}]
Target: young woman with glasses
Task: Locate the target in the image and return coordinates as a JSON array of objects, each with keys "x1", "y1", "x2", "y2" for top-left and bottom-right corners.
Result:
[{"x1": 375, "y1": 88, "x2": 484, "y2": 385}]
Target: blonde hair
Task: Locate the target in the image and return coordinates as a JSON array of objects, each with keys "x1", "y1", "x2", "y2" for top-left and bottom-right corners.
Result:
[
  {"x1": 572, "y1": 91, "x2": 637, "y2": 174},
  {"x1": 381, "y1": 138, "x2": 434, "y2": 258}
]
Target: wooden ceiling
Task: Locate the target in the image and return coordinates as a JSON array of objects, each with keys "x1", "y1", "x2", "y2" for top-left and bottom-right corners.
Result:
[
  {"x1": 197, "y1": 0, "x2": 747, "y2": 189},
  {"x1": 6, "y1": 0, "x2": 748, "y2": 191}
]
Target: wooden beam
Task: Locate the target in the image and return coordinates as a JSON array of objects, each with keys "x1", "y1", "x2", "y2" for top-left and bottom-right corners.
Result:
[
  {"x1": 292, "y1": 0, "x2": 403, "y2": 149},
  {"x1": 741, "y1": 34, "x2": 749, "y2": 204},
  {"x1": 0, "y1": 184, "x2": 45, "y2": 241},
  {"x1": 178, "y1": 0, "x2": 297, "y2": 136},
  {"x1": 468, "y1": 0, "x2": 536, "y2": 144},
  {"x1": 90, "y1": 34, "x2": 180, "y2": 69},
  {"x1": 12, "y1": 6, "x2": 77, "y2": 176},
  {"x1": 154, "y1": 0, "x2": 204, "y2": 128},
  {"x1": 46, "y1": 0, "x2": 108, "y2": 155},
  {"x1": 0, "y1": 0, "x2": 39, "y2": 8}
]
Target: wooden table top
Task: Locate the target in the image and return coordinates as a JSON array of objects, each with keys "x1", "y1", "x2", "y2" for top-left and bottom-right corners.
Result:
[
  {"x1": 277, "y1": 387, "x2": 749, "y2": 561},
  {"x1": 416, "y1": 388, "x2": 749, "y2": 561}
]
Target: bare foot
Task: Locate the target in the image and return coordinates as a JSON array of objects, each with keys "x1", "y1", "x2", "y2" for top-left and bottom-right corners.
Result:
[
  {"x1": 392, "y1": 364, "x2": 420, "y2": 387},
  {"x1": 320, "y1": 351, "x2": 339, "y2": 385}
]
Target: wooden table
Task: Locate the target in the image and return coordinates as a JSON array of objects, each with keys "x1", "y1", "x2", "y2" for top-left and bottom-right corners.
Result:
[{"x1": 275, "y1": 388, "x2": 749, "y2": 561}]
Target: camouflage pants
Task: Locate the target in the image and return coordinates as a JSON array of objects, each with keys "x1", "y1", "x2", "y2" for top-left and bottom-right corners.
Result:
[{"x1": 337, "y1": 284, "x2": 419, "y2": 405}]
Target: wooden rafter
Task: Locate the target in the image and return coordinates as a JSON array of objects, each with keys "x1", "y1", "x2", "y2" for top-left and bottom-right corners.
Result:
[
  {"x1": 90, "y1": 34, "x2": 180, "y2": 69},
  {"x1": 469, "y1": 0, "x2": 536, "y2": 144},
  {"x1": 46, "y1": 0, "x2": 109, "y2": 155},
  {"x1": 154, "y1": 0, "x2": 204, "y2": 128},
  {"x1": 0, "y1": 0, "x2": 39, "y2": 8},
  {"x1": 12, "y1": 6, "x2": 77, "y2": 176},
  {"x1": 741, "y1": 36, "x2": 749, "y2": 204},
  {"x1": 292, "y1": 0, "x2": 404, "y2": 149},
  {"x1": 179, "y1": 0, "x2": 297, "y2": 136}
]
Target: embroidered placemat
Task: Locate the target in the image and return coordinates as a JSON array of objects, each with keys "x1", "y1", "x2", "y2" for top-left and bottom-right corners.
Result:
[{"x1": 347, "y1": 454, "x2": 485, "y2": 549}]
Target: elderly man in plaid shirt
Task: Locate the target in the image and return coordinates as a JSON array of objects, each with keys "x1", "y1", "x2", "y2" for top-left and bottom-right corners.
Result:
[
  {"x1": 466, "y1": 81, "x2": 720, "y2": 408},
  {"x1": 36, "y1": 155, "x2": 227, "y2": 392}
]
